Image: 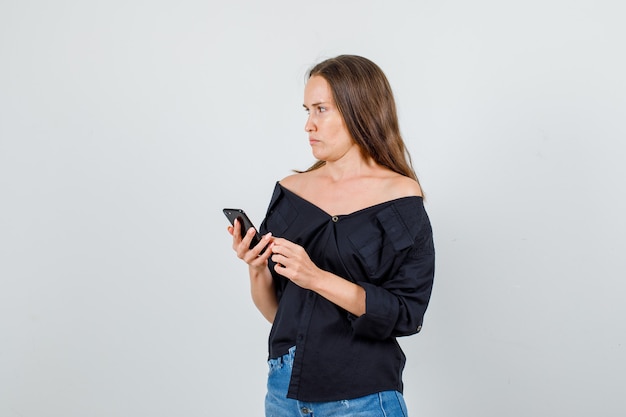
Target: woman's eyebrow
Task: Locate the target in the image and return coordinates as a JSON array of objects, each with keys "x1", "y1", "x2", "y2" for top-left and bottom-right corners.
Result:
[{"x1": 303, "y1": 101, "x2": 328, "y2": 108}]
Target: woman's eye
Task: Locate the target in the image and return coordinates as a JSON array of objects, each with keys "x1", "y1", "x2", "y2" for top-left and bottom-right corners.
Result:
[{"x1": 318, "y1": 106, "x2": 326, "y2": 113}]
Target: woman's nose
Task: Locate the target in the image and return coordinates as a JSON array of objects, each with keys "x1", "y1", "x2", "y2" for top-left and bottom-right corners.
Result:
[{"x1": 304, "y1": 116, "x2": 315, "y2": 132}]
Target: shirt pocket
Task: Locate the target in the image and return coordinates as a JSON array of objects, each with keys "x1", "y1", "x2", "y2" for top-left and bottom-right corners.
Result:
[
  {"x1": 348, "y1": 205, "x2": 414, "y2": 280},
  {"x1": 348, "y1": 228, "x2": 385, "y2": 277},
  {"x1": 265, "y1": 194, "x2": 297, "y2": 236}
]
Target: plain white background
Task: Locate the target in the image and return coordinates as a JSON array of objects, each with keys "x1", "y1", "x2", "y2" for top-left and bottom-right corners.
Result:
[{"x1": 1, "y1": 1, "x2": 625, "y2": 416}]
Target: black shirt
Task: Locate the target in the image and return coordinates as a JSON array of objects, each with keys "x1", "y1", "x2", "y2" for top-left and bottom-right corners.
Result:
[{"x1": 259, "y1": 182, "x2": 435, "y2": 402}]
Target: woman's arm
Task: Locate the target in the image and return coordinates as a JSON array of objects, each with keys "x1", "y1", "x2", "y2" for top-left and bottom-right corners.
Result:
[
  {"x1": 270, "y1": 237, "x2": 366, "y2": 317},
  {"x1": 228, "y1": 220, "x2": 278, "y2": 323},
  {"x1": 311, "y1": 270, "x2": 366, "y2": 317},
  {"x1": 248, "y1": 264, "x2": 278, "y2": 323}
]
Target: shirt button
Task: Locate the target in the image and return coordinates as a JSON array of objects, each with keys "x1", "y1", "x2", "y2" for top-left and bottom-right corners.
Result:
[
  {"x1": 301, "y1": 407, "x2": 311, "y2": 414},
  {"x1": 331, "y1": 215, "x2": 339, "y2": 222}
]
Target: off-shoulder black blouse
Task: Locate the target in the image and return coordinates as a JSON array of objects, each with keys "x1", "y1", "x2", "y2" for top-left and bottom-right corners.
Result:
[{"x1": 258, "y1": 182, "x2": 435, "y2": 402}]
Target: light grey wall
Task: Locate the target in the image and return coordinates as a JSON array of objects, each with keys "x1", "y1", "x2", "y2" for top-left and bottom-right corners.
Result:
[{"x1": 1, "y1": 1, "x2": 624, "y2": 416}]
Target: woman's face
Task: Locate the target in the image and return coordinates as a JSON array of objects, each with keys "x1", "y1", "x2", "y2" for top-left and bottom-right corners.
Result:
[{"x1": 303, "y1": 76, "x2": 357, "y2": 162}]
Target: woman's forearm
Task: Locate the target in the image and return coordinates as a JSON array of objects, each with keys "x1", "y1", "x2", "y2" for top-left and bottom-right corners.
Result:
[
  {"x1": 249, "y1": 265, "x2": 278, "y2": 323},
  {"x1": 312, "y1": 271, "x2": 366, "y2": 317}
]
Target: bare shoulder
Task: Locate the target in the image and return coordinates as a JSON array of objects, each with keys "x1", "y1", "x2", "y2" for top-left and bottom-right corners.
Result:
[
  {"x1": 384, "y1": 174, "x2": 423, "y2": 199},
  {"x1": 279, "y1": 173, "x2": 300, "y2": 188},
  {"x1": 279, "y1": 171, "x2": 316, "y2": 194}
]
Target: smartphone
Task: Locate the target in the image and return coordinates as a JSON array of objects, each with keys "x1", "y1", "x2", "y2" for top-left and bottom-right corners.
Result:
[{"x1": 223, "y1": 208, "x2": 262, "y2": 249}]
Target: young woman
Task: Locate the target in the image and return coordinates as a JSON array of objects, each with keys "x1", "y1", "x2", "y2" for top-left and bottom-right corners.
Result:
[{"x1": 228, "y1": 55, "x2": 435, "y2": 417}]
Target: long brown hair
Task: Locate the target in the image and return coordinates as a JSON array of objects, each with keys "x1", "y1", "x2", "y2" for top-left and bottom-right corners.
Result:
[{"x1": 303, "y1": 55, "x2": 420, "y2": 184}]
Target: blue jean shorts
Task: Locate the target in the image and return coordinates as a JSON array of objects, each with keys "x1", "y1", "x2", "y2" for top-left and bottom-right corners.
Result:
[{"x1": 265, "y1": 346, "x2": 409, "y2": 417}]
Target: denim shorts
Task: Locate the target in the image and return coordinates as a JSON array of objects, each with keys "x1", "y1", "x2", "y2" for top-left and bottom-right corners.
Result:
[{"x1": 265, "y1": 346, "x2": 409, "y2": 417}]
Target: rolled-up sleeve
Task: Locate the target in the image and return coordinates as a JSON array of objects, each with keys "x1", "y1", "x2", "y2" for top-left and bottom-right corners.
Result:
[{"x1": 349, "y1": 205, "x2": 435, "y2": 340}]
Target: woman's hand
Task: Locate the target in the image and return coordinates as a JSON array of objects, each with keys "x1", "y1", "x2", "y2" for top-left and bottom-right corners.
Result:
[
  {"x1": 227, "y1": 219, "x2": 273, "y2": 269},
  {"x1": 270, "y1": 237, "x2": 366, "y2": 317},
  {"x1": 270, "y1": 238, "x2": 324, "y2": 290}
]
